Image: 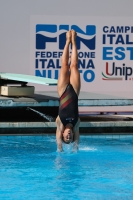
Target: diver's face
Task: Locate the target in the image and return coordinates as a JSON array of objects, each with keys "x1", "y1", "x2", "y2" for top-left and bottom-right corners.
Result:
[{"x1": 63, "y1": 128, "x2": 73, "y2": 143}]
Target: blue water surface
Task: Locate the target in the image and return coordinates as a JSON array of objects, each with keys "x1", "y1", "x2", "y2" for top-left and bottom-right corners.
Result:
[{"x1": 0, "y1": 135, "x2": 133, "y2": 200}]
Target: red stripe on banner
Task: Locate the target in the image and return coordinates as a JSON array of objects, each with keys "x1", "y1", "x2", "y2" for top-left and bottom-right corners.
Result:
[
  {"x1": 61, "y1": 98, "x2": 73, "y2": 109},
  {"x1": 102, "y1": 78, "x2": 122, "y2": 81}
]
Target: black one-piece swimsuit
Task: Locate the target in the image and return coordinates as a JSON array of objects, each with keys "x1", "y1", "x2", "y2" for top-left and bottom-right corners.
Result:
[{"x1": 58, "y1": 84, "x2": 79, "y2": 127}]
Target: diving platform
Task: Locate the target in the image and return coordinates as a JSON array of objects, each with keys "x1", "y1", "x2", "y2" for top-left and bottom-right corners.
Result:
[{"x1": 0, "y1": 73, "x2": 58, "y2": 86}]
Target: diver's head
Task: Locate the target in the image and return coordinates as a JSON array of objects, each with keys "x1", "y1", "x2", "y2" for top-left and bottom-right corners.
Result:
[{"x1": 62, "y1": 125, "x2": 74, "y2": 144}]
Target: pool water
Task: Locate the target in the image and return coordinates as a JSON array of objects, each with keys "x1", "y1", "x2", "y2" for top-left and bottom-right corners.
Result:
[{"x1": 0, "y1": 135, "x2": 133, "y2": 200}]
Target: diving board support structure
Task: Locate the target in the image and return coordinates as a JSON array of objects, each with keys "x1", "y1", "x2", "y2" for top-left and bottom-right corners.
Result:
[{"x1": 0, "y1": 73, "x2": 57, "y2": 97}]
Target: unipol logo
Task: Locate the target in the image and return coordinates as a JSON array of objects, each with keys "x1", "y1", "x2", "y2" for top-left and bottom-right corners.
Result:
[{"x1": 36, "y1": 24, "x2": 96, "y2": 50}]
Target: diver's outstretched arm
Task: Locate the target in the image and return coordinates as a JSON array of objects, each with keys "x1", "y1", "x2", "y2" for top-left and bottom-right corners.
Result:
[
  {"x1": 73, "y1": 118, "x2": 80, "y2": 152},
  {"x1": 56, "y1": 117, "x2": 63, "y2": 152}
]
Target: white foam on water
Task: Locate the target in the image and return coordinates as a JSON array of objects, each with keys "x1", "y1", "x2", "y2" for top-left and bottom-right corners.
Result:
[
  {"x1": 62, "y1": 144, "x2": 97, "y2": 153},
  {"x1": 79, "y1": 146, "x2": 97, "y2": 151},
  {"x1": 63, "y1": 143, "x2": 73, "y2": 153}
]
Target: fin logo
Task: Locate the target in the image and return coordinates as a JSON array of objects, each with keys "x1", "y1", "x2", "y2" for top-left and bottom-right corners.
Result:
[{"x1": 36, "y1": 24, "x2": 96, "y2": 50}]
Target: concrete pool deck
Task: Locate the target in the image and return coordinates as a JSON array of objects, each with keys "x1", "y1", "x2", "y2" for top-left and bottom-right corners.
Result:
[
  {"x1": 0, "y1": 91, "x2": 133, "y2": 134},
  {"x1": 0, "y1": 115, "x2": 133, "y2": 134},
  {"x1": 1, "y1": 91, "x2": 133, "y2": 107}
]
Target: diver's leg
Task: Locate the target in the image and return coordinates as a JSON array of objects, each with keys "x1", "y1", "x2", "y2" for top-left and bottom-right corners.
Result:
[
  {"x1": 57, "y1": 31, "x2": 71, "y2": 97},
  {"x1": 70, "y1": 30, "x2": 81, "y2": 96}
]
